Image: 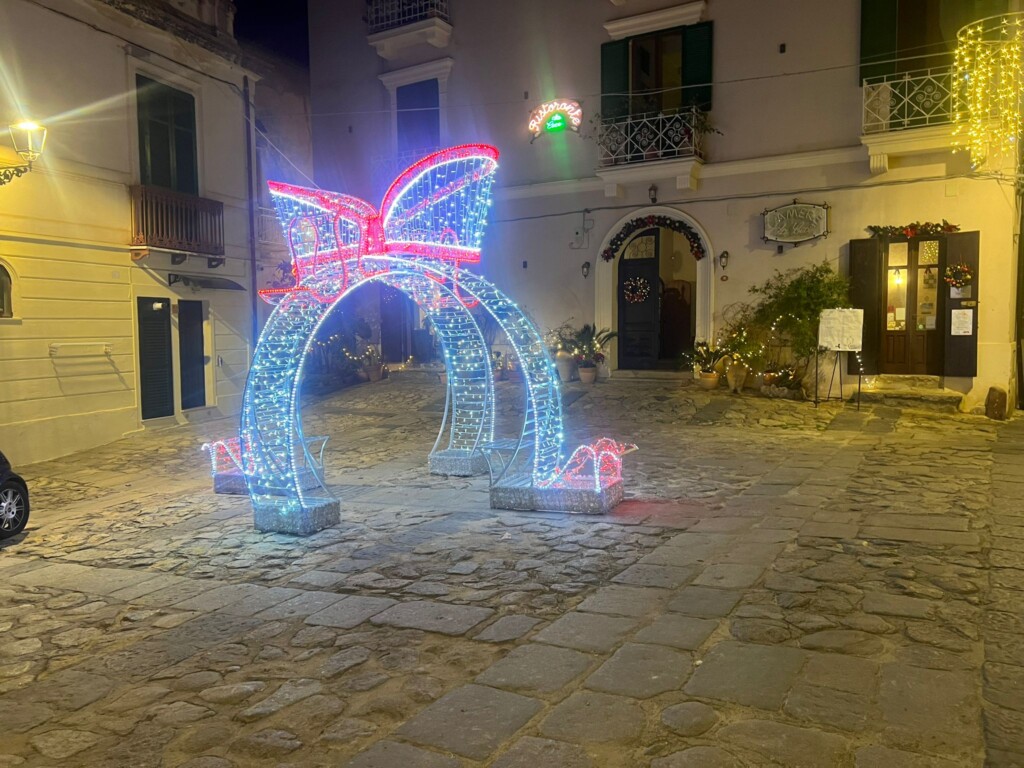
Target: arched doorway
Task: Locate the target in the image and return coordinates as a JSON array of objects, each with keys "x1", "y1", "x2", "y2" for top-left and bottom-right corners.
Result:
[{"x1": 595, "y1": 209, "x2": 713, "y2": 370}]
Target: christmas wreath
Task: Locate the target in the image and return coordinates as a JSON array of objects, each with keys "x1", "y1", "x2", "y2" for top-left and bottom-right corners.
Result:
[
  {"x1": 602, "y1": 215, "x2": 706, "y2": 262},
  {"x1": 866, "y1": 220, "x2": 960, "y2": 238},
  {"x1": 623, "y1": 277, "x2": 651, "y2": 303},
  {"x1": 943, "y1": 263, "x2": 973, "y2": 288}
]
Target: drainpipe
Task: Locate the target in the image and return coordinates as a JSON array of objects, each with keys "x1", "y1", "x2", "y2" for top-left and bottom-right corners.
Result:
[
  {"x1": 1016, "y1": 171, "x2": 1024, "y2": 410},
  {"x1": 243, "y1": 75, "x2": 259, "y2": 351}
]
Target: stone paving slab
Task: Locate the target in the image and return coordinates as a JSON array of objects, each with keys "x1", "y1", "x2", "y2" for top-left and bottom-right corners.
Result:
[
  {"x1": 371, "y1": 600, "x2": 494, "y2": 635},
  {"x1": 584, "y1": 642, "x2": 691, "y2": 698},
  {"x1": 396, "y1": 684, "x2": 542, "y2": 759},
  {"x1": 538, "y1": 691, "x2": 644, "y2": 745},
  {"x1": 305, "y1": 595, "x2": 397, "y2": 629},
  {"x1": 684, "y1": 641, "x2": 807, "y2": 710},
  {"x1": 534, "y1": 612, "x2": 639, "y2": 653},
  {"x1": 476, "y1": 643, "x2": 594, "y2": 694},
  {"x1": 347, "y1": 740, "x2": 460, "y2": 768},
  {"x1": 633, "y1": 613, "x2": 718, "y2": 650}
]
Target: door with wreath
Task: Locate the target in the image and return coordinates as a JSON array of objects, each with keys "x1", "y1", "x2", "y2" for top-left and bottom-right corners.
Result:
[
  {"x1": 848, "y1": 231, "x2": 979, "y2": 377},
  {"x1": 618, "y1": 228, "x2": 660, "y2": 369}
]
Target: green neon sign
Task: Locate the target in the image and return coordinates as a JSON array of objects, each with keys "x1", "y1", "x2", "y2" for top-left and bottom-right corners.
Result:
[{"x1": 544, "y1": 112, "x2": 568, "y2": 133}]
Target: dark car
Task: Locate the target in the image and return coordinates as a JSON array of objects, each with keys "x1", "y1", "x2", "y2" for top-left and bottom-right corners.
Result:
[{"x1": 0, "y1": 451, "x2": 29, "y2": 538}]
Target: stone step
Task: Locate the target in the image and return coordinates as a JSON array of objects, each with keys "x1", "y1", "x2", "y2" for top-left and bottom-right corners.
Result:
[
  {"x1": 871, "y1": 374, "x2": 943, "y2": 390},
  {"x1": 855, "y1": 387, "x2": 963, "y2": 412}
]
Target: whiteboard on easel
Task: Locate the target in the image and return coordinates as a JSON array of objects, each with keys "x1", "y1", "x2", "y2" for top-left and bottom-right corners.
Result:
[{"x1": 818, "y1": 308, "x2": 864, "y2": 351}]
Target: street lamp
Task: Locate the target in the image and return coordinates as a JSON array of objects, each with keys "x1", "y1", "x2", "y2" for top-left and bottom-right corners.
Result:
[{"x1": 1, "y1": 120, "x2": 47, "y2": 186}]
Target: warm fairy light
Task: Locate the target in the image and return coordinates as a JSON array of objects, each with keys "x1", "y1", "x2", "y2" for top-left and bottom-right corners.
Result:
[{"x1": 952, "y1": 13, "x2": 1024, "y2": 167}]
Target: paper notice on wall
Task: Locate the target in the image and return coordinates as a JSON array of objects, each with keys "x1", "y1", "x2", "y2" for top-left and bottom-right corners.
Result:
[
  {"x1": 951, "y1": 309, "x2": 974, "y2": 336},
  {"x1": 818, "y1": 308, "x2": 864, "y2": 351}
]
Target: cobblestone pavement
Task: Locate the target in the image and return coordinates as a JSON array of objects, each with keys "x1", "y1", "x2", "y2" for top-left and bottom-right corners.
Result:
[{"x1": 1, "y1": 371, "x2": 1022, "y2": 767}]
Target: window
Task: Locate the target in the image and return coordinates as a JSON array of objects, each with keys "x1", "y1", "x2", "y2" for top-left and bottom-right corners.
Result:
[
  {"x1": 0, "y1": 264, "x2": 11, "y2": 318},
  {"x1": 396, "y1": 79, "x2": 440, "y2": 155},
  {"x1": 860, "y1": 0, "x2": 1008, "y2": 82},
  {"x1": 136, "y1": 74, "x2": 198, "y2": 194},
  {"x1": 601, "y1": 21, "x2": 713, "y2": 119}
]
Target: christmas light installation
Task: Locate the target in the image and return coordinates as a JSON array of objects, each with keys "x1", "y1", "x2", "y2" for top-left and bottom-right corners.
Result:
[
  {"x1": 528, "y1": 99, "x2": 583, "y2": 141},
  {"x1": 224, "y1": 144, "x2": 633, "y2": 534},
  {"x1": 952, "y1": 13, "x2": 1024, "y2": 167}
]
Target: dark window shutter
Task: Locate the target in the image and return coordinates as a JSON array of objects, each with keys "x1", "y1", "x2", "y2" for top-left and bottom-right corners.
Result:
[
  {"x1": 848, "y1": 238, "x2": 882, "y2": 375},
  {"x1": 943, "y1": 231, "x2": 979, "y2": 377},
  {"x1": 682, "y1": 20, "x2": 713, "y2": 110},
  {"x1": 396, "y1": 79, "x2": 440, "y2": 155},
  {"x1": 860, "y1": 0, "x2": 899, "y2": 83},
  {"x1": 137, "y1": 297, "x2": 174, "y2": 420},
  {"x1": 136, "y1": 74, "x2": 198, "y2": 194},
  {"x1": 601, "y1": 39, "x2": 629, "y2": 119}
]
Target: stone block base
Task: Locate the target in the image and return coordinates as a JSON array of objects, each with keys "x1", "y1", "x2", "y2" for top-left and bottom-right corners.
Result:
[
  {"x1": 490, "y1": 480, "x2": 623, "y2": 514},
  {"x1": 213, "y1": 473, "x2": 247, "y2": 495},
  {"x1": 253, "y1": 500, "x2": 340, "y2": 535},
  {"x1": 429, "y1": 449, "x2": 489, "y2": 477}
]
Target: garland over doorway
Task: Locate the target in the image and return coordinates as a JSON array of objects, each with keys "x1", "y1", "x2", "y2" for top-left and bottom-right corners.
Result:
[{"x1": 602, "y1": 214, "x2": 707, "y2": 262}]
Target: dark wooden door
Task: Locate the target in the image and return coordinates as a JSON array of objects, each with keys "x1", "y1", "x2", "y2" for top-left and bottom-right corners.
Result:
[
  {"x1": 380, "y1": 284, "x2": 414, "y2": 363},
  {"x1": 618, "y1": 229, "x2": 660, "y2": 369},
  {"x1": 138, "y1": 297, "x2": 174, "y2": 420},
  {"x1": 880, "y1": 238, "x2": 943, "y2": 375},
  {"x1": 944, "y1": 231, "x2": 980, "y2": 377},
  {"x1": 178, "y1": 300, "x2": 206, "y2": 410}
]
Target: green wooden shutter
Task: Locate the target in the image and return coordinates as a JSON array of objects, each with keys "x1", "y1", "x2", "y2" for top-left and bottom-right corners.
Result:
[
  {"x1": 601, "y1": 39, "x2": 629, "y2": 119},
  {"x1": 860, "y1": 0, "x2": 898, "y2": 83},
  {"x1": 682, "y1": 21, "x2": 713, "y2": 110},
  {"x1": 848, "y1": 238, "x2": 883, "y2": 375}
]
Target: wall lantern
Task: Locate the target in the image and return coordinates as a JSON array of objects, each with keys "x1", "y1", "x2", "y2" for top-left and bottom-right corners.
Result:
[
  {"x1": 1, "y1": 120, "x2": 47, "y2": 186},
  {"x1": 581, "y1": 260, "x2": 591, "y2": 279},
  {"x1": 528, "y1": 99, "x2": 583, "y2": 142},
  {"x1": 718, "y1": 250, "x2": 729, "y2": 270},
  {"x1": 648, "y1": 184, "x2": 658, "y2": 204}
]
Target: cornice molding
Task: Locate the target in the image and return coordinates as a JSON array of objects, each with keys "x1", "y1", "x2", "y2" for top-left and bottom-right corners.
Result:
[{"x1": 604, "y1": 2, "x2": 706, "y2": 40}]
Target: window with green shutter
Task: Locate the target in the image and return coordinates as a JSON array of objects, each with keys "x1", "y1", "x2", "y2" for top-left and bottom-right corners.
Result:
[
  {"x1": 136, "y1": 75, "x2": 199, "y2": 195},
  {"x1": 601, "y1": 20, "x2": 713, "y2": 118},
  {"x1": 859, "y1": 0, "x2": 1008, "y2": 83}
]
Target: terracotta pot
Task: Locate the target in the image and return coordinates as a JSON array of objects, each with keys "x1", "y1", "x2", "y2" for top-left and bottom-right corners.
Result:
[
  {"x1": 762, "y1": 371, "x2": 779, "y2": 387},
  {"x1": 578, "y1": 366, "x2": 597, "y2": 384},
  {"x1": 555, "y1": 349, "x2": 576, "y2": 383},
  {"x1": 366, "y1": 364, "x2": 383, "y2": 382},
  {"x1": 696, "y1": 371, "x2": 720, "y2": 390}
]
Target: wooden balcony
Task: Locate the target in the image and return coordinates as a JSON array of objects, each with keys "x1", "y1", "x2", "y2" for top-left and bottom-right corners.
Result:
[{"x1": 130, "y1": 185, "x2": 224, "y2": 258}]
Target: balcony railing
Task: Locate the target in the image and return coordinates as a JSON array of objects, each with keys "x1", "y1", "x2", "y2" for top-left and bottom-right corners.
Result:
[
  {"x1": 130, "y1": 185, "x2": 224, "y2": 256},
  {"x1": 597, "y1": 107, "x2": 705, "y2": 168},
  {"x1": 862, "y1": 66, "x2": 953, "y2": 135},
  {"x1": 367, "y1": 0, "x2": 449, "y2": 34}
]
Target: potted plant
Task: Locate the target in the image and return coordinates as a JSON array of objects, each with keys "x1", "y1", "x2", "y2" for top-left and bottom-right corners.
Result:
[
  {"x1": 682, "y1": 342, "x2": 728, "y2": 389},
  {"x1": 575, "y1": 352, "x2": 598, "y2": 384},
  {"x1": 570, "y1": 323, "x2": 618, "y2": 381},
  {"x1": 546, "y1": 321, "x2": 578, "y2": 383}
]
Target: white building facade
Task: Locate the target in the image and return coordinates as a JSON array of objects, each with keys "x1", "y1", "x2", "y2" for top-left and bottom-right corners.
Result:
[
  {"x1": 308, "y1": 0, "x2": 1021, "y2": 411},
  {"x1": 0, "y1": 0, "x2": 259, "y2": 464}
]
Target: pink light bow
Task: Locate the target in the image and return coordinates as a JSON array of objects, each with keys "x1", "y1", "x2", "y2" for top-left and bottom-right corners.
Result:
[
  {"x1": 541, "y1": 438, "x2": 639, "y2": 493},
  {"x1": 261, "y1": 144, "x2": 499, "y2": 307}
]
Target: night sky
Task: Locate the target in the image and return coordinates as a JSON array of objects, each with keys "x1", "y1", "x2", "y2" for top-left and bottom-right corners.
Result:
[{"x1": 233, "y1": 0, "x2": 310, "y2": 65}]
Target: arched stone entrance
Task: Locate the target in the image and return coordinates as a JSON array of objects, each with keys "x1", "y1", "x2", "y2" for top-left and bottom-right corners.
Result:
[{"x1": 595, "y1": 207, "x2": 714, "y2": 370}]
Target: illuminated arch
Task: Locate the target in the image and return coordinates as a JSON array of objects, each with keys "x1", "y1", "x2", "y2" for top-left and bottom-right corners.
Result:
[
  {"x1": 230, "y1": 145, "x2": 631, "y2": 534},
  {"x1": 239, "y1": 255, "x2": 563, "y2": 533}
]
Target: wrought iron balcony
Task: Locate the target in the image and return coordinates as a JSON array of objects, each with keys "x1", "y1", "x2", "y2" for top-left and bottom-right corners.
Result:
[
  {"x1": 862, "y1": 66, "x2": 953, "y2": 135},
  {"x1": 130, "y1": 185, "x2": 224, "y2": 256},
  {"x1": 597, "y1": 107, "x2": 705, "y2": 168},
  {"x1": 367, "y1": 0, "x2": 449, "y2": 34}
]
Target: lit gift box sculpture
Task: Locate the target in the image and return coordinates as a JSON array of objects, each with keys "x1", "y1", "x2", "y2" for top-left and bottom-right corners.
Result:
[{"x1": 216, "y1": 145, "x2": 635, "y2": 534}]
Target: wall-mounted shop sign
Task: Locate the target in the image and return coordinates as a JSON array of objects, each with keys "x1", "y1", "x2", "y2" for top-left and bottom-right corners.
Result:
[
  {"x1": 529, "y1": 99, "x2": 583, "y2": 141},
  {"x1": 763, "y1": 200, "x2": 831, "y2": 244}
]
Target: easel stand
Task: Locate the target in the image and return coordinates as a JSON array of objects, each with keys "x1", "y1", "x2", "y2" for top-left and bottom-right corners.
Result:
[{"x1": 814, "y1": 349, "x2": 861, "y2": 410}]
